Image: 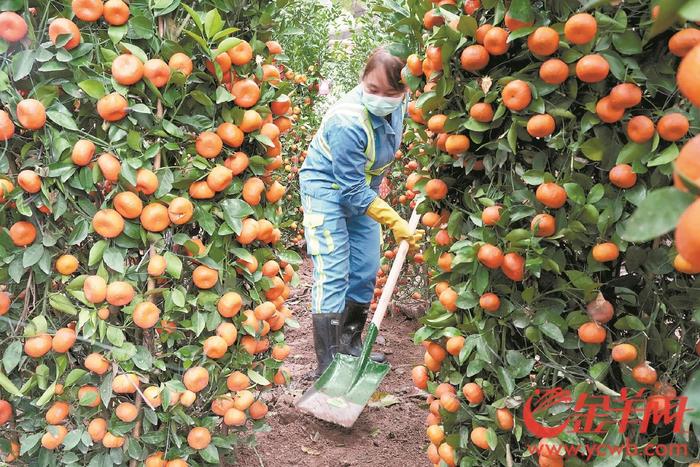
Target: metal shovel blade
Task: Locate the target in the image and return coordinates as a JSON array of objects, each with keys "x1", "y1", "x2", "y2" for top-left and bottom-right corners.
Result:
[{"x1": 296, "y1": 325, "x2": 389, "y2": 428}]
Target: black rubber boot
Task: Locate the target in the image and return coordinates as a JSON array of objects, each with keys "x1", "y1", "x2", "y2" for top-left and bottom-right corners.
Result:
[
  {"x1": 311, "y1": 313, "x2": 342, "y2": 377},
  {"x1": 339, "y1": 300, "x2": 386, "y2": 363}
]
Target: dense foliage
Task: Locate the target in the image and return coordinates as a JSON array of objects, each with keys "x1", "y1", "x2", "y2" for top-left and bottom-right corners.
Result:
[
  {"x1": 383, "y1": 0, "x2": 700, "y2": 465},
  {"x1": 0, "y1": 0, "x2": 304, "y2": 464}
]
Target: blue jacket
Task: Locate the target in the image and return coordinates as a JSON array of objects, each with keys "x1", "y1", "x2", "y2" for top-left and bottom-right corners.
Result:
[{"x1": 299, "y1": 85, "x2": 408, "y2": 216}]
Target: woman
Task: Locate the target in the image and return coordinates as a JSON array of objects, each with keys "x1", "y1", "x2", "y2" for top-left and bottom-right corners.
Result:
[{"x1": 299, "y1": 48, "x2": 423, "y2": 377}]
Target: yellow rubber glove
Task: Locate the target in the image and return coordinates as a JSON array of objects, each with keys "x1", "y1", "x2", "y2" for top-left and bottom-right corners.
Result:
[{"x1": 366, "y1": 197, "x2": 424, "y2": 250}]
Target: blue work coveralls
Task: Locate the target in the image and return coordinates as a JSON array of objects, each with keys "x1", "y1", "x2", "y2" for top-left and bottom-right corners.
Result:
[{"x1": 299, "y1": 85, "x2": 408, "y2": 314}]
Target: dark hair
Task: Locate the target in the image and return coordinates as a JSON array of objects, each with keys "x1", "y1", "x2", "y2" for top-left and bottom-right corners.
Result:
[{"x1": 361, "y1": 47, "x2": 406, "y2": 92}]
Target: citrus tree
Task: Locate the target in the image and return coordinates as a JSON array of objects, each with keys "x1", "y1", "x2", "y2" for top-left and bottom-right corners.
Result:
[
  {"x1": 0, "y1": 0, "x2": 302, "y2": 464},
  {"x1": 383, "y1": 0, "x2": 700, "y2": 465}
]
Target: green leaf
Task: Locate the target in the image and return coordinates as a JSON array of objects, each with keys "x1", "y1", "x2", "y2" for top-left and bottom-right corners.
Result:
[
  {"x1": 679, "y1": 0, "x2": 700, "y2": 20},
  {"x1": 22, "y1": 243, "x2": 44, "y2": 268},
  {"x1": 103, "y1": 246, "x2": 125, "y2": 273},
  {"x1": 507, "y1": 0, "x2": 534, "y2": 22},
  {"x1": 11, "y1": 50, "x2": 34, "y2": 81},
  {"x1": 108, "y1": 25, "x2": 128, "y2": 44},
  {"x1": 164, "y1": 252, "x2": 182, "y2": 279},
  {"x1": 3, "y1": 341, "x2": 22, "y2": 373},
  {"x1": 247, "y1": 369, "x2": 270, "y2": 385},
  {"x1": 120, "y1": 43, "x2": 148, "y2": 63},
  {"x1": 64, "y1": 369, "x2": 87, "y2": 387},
  {"x1": 212, "y1": 37, "x2": 242, "y2": 56},
  {"x1": 277, "y1": 249, "x2": 302, "y2": 265},
  {"x1": 204, "y1": 9, "x2": 224, "y2": 38},
  {"x1": 617, "y1": 141, "x2": 652, "y2": 164},
  {"x1": 46, "y1": 110, "x2": 78, "y2": 130},
  {"x1": 539, "y1": 322, "x2": 564, "y2": 343},
  {"x1": 162, "y1": 120, "x2": 184, "y2": 138},
  {"x1": 564, "y1": 183, "x2": 586, "y2": 205},
  {"x1": 99, "y1": 372, "x2": 113, "y2": 408},
  {"x1": 621, "y1": 187, "x2": 695, "y2": 242},
  {"x1": 78, "y1": 79, "x2": 107, "y2": 99},
  {"x1": 0, "y1": 370, "x2": 22, "y2": 396},
  {"x1": 49, "y1": 293, "x2": 78, "y2": 315},
  {"x1": 612, "y1": 31, "x2": 642, "y2": 55},
  {"x1": 580, "y1": 138, "x2": 604, "y2": 161},
  {"x1": 649, "y1": 0, "x2": 689, "y2": 38},
  {"x1": 221, "y1": 198, "x2": 254, "y2": 221},
  {"x1": 614, "y1": 315, "x2": 646, "y2": 331},
  {"x1": 200, "y1": 444, "x2": 220, "y2": 462},
  {"x1": 107, "y1": 326, "x2": 126, "y2": 346},
  {"x1": 648, "y1": 143, "x2": 679, "y2": 167},
  {"x1": 35, "y1": 382, "x2": 56, "y2": 407},
  {"x1": 89, "y1": 240, "x2": 108, "y2": 266}
]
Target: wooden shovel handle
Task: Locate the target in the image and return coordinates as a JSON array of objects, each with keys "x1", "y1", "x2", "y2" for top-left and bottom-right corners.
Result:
[{"x1": 370, "y1": 207, "x2": 421, "y2": 329}]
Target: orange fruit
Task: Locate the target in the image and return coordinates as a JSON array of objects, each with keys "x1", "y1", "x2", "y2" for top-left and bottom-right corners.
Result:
[
  {"x1": 85, "y1": 353, "x2": 110, "y2": 374},
  {"x1": 423, "y1": 9, "x2": 444, "y2": 29},
  {"x1": 609, "y1": 82, "x2": 642, "y2": 109},
  {"x1": 116, "y1": 402, "x2": 139, "y2": 422},
  {"x1": 539, "y1": 58, "x2": 569, "y2": 85},
  {"x1": 592, "y1": 242, "x2": 619, "y2": 262},
  {"x1": 16, "y1": 99, "x2": 46, "y2": 130},
  {"x1": 578, "y1": 321, "x2": 606, "y2": 344},
  {"x1": 675, "y1": 135, "x2": 700, "y2": 191},
  {"x1": 193, "y1": 265, "x2": 218, "y2": 289},
  {"x1": 140, "y1": 203, "x2": 170, "y2": 232},
  {"x1": 527, "y1": 114, "x2": 555, "y2": 138},
  {"x1": 72, "y1": 0, "x2": 104, "y2": 21},
  {"x1": 427, "y1": 424, "x2": 445, "y2": 445},
  {"x1": 250, "y1": 400, "x2": 269, "y2": 419},
  {"x1": 479, "y1": 292, "x2": 500, "y2": 312},
  {"x1": 112, "y1": 54, "x2": 144, "y2": 85},
  {"x1": 469, "y1": 102, "x2": 494, "y2": 122},
  {"x1": 216, "y1": 322, "x2": 238, "y2": 346},
  {"x1": 632, "y1": 361, "x2": 658, "y2": 385},
  {"x1": 612, "y1": 343, "x2": 638, "y2": 363},
  {"x1": 475, "y1": 24, "x2": 493, "y2": 44},
  {"x1": 187, "y1": 427, "x2": 211, "y2": 450},
  {"x1": 240, "y1": 109, "x2": 263, "y2": 133},
  {"x1": 669, "y1": 28, "x2": 700, "y2": 57},
  {"x1": 207, "y1": 165, "x2": 233, "y2": 192},
  {"x1": 41, "y1": 425, "x2": 67, "y2": 450},
  {"x1": 78, "y1": 385, "x2": 101, "y2": 407},
  {"x1": 0, "y1": 292, "x2": 10, "y2": 316},
  {"x1": 481, "y1": 205, "x2": 502, "y2": 225},
  {"x1": 217, "y1": 122, "x2": 245, "y2": 147},
  {"x1": 83, "y1": 274, "x2": 107, "y2": 303},
  {"x1": 576, "y1": 54, "x2": 609, "y2": 83},
  {"x1": 195, "y1": 131, "x2": 223, "y2": 158},
  {"x1": 626, "y1": 115, "x2": 655, "y2": 143},
  {"x1": 411, "y1": 365, "x2": 429, "y2": 389},
  {"x1": 266, "y1": 181, "x2": 286, "y2": 203},
  {"x1": 501, "y1": 252, "x2": 525, "y2": 281},
  {"x1": 536, "y1": 182, "x2": 567, "y2": 208},
  {"x1": 674, "y1": 253, "x2": 700, "y2": 274},
  {"x1": 445, "y1": 135, "x2": 470, "y2": 155},
  {"x1": 502, "y1": 79, "x2": 531, "y2": 111},
  {"x1": 51, "y1": 327, "x2": 76, "y2": 353},
  {"x1": 88, "y1": 418, "x2": 107, "y2": 442},
  {"x1": 54, "y1": 254, "x2": 79, "y2": 276},
  {"x1": 427, "y1": 114, "x2": 447, "y2": 133},
  {"x1": 232, "y1": 78, "x2": 260, "y2": 108},
  {"x1": 48, "y1": 18, "x2": 81, "y2": 49},
  {"x1": 425, "y1": 178, "x2": 448, "y2": 200},
  {"x1": 9, "y1": 220, "x2": 36, "y2": 247},
  {"x1": 184, "y1": 366, "x2": 209, "y2": 392},
  {"x1": 93, "y1": 208, "x2": 125, "y2": 238},
  {"x1": 531, "y1": 213, "x2": 556, "y2": 237},
  {"x1": 439, "y1": 287, "x2": 458, "y2": 312},
  {"x1": 103, "y1": 0, "x2": 129, "y2": 25},
  {"x1": 596, "y1": 96, "x2": 625, "y2": 123},
  {"x1": 445, "y1": 336, "x2": 465, "y2": 356},
  {"x1": 71, "y1": 139, "x2": 96, "y2": 166},
  {"x1": 0, "y1": 110, "x2": 15, "y2": 141},
  {"x1": 657, "y1": 113, "x2": 689, "y2": 142},
  {"x1": 17, "y1": 169, "x2": 41, "y2": 193},
  {"x1": 462, "y1": 382, "x2": 484, "y2": 404},
  {"x1": 133, "y1": 301, "x2": 160, "y2": 329},
  {"x1": 477, "y1": 244, "x2": 504, "y2": 269},
  {"x1": 169, "y1": 52, "x2": 193, "y2": 76},
  {"x1": 147, "y1": 254, "x2": 167, "y2": 276},
  {"x1": 242, "y1": 177, "x2": 265, "y2": 205},
  {"x1": 496, "y1": 408, "x2": 514, "y2": 431},
  {"x1": 483, "y1": 26, "x2": 509, "y2": 55},
  {"x1": 0, "y1": 400, "x2": 12, "y2": 425},
  {"x1": 271, "y1": 94, "x2": 292, "y2": 115},
  {"x1": 112, "y1": 373, "x2": 140, "y2": 394},
  {"x1": 228, "y1": 41, "x2": 253, "y2": 66},
  {"x1": 167, "y1": 196, "x2": 193, "y2": 224},
  {"x1": 678, "y1": 45, "x2": 700, "y2": 106},
  {"x1": 609, "y1": 164, "x2": 637, "y2": 189},
  {"x1": 135, "y1": 168, "x2": 158, "y2": 195},
  {"x1": 527, "y1": 26, "x2": 559, "y2": 56},
  {"x1": 218, "y1": 292, "x2": 243, "y2": 318},
  {"x1": 97, "y1": 92, "x2": 128, "y2": 121},
  {"x1": 97, "y1": 152, "x2": 121, "y2": 181},
  {"x1": 145, "y1": 452, "x2": 166, "y2": 467},
  {"x1": 460, "y1": 45, "x2": 489, "y2": 71},
  {"x1": 564, "y1": 13, "x2": 597, "y2": 45},
  {"x1": 470, "y1": 426, "x2": 489, "y2": 449},
  {"x1": 102, "y1": 432, "x2": 124, "y2": 448},
  {"x1": 262, "y1": 63, "x2": 281, "y2": 84},
  {"x1": 106, "y1": 281, "x2": 134, "y2": 306},
  {"x1": 203, "y1": 335, "x2": 228, "y2": 359},
  {"x1": 45, "y1": 401, "x2": 70, "y2": 424},
  {"x1": 463, "y1": 0, "x2": 480, "y2": 14},
  {"x1": 0, "y1": 12, "x2": 28, "y2": 42},
  {"x1": 406, "y1": 54, "x2": 423, "y2": 76},
  {"x1": 114, "y1": 191, "x2": 143, "y2": 219},
  {"x1": 675, "y1": 199, "x2": 700, "y2": 267}
]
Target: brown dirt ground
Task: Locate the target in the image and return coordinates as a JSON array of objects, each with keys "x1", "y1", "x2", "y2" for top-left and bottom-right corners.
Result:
[{"x1": 238, "y1": 257, "x2": 429, "y2": 467}]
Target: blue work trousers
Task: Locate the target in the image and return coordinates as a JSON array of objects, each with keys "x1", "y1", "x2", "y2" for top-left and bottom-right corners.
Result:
[{"x1": 301, "y1": 194, "x2": 380, "y2": 314}]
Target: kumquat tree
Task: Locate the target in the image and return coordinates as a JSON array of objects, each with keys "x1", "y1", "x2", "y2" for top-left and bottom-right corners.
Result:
[
  {"x1": 3, "y1": 0, "x2": 700, "y2": 466},
  {"x1": 378, "y1": 0, "x2": 700, "y2": 465},
  {"x1": 0, "y1": 0, "x2": 304, "y2": 464}
]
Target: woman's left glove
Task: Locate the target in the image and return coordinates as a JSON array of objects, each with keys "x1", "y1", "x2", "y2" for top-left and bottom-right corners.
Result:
[{"x1": 366, "y1": 197, "x2": 424, "y2": 250}]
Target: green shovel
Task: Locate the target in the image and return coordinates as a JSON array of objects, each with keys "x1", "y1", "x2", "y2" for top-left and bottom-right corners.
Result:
[{"x1": 296, "y1": 207, "x2": 421, "y2": 428}]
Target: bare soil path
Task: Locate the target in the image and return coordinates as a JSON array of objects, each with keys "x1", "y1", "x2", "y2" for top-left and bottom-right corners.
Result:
[{"x1": 239, "y1": 257, "x2": 429, "y2": 467}]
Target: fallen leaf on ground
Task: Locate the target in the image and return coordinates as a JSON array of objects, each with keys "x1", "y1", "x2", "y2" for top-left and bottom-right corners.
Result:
[
  {"x1": 368, "y1": 391, "x2": 400, "y2": 408},
  {"x1": 301, "y1": 445, "x2": 321, "y2": 456}
]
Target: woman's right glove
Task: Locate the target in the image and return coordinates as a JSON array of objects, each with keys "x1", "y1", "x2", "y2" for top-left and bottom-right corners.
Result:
[{"x1": 366, "y1": 197, "x2": 424, "y2": 250}]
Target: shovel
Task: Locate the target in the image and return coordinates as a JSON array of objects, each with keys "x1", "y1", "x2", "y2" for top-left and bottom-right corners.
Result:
[{"x1": 296, "y1": 207, "x2": 421, "y2": 428}]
